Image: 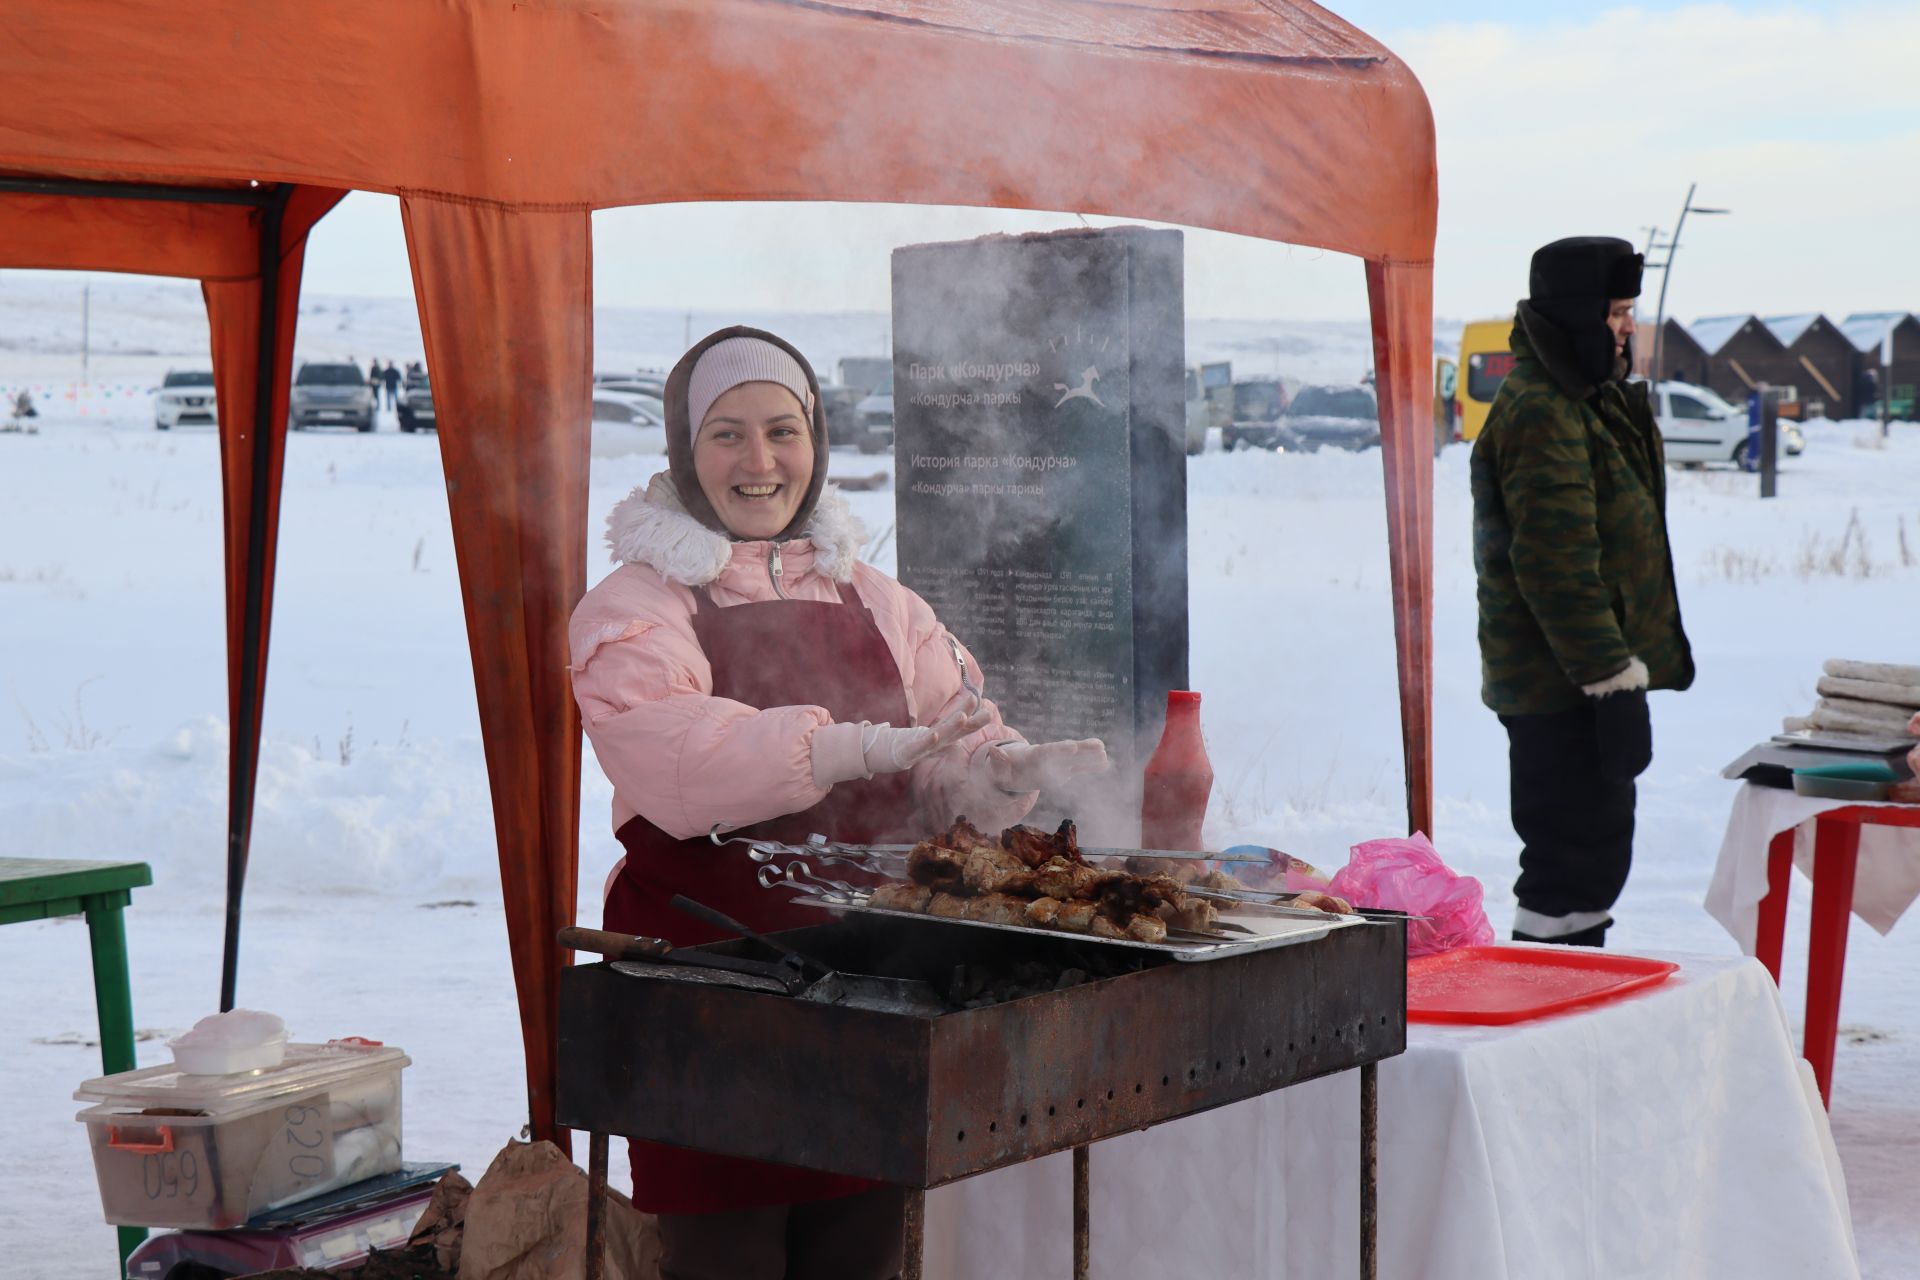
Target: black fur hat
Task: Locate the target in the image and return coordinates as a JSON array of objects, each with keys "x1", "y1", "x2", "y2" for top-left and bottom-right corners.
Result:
[{"x1": 1526, "y1": 237, "x2": 1643, "y2": 387}]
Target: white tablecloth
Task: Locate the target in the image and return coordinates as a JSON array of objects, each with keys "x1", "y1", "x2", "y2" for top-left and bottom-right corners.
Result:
[
  {"x1": 1704, "y1": 783, "x2": 1920, "y2": 952},
  {"x1": 922, "y1": 953, "x2": 1855, "y2": 1280}
]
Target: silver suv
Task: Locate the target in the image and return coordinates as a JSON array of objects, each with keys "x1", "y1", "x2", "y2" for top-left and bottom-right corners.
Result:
[{"x1": 290, "y1": 361, "x2": 375, "y2": 432}]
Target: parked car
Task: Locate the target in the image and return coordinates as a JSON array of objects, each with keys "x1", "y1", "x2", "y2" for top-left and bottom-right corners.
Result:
[
  {"x1": 591, "y1": 387, "x2": 667, "y2": 455},
  {"x1": 153, "y1": 369, "x2": 216, "y2": 430},
  {"x1": 819, "y1": 384, "x2": 866, "y2": 446},
  {"x1": 1183, "y1": 368, "x2": 1209, "y2": 454},
  {"x1": 595, "y1": 378, "x2": 665, "y2": 403},
  {"x1": 1221, "y1": 379, "x2": 1290, "y2": 450},
  {"x1": 852, "y1": 392, "x2": 893, "y2": 454},
  {"x1": 837, "y1": 356, "x2": 893, "y2": 397},
  {"x1": 397, "y1": 370, "x2": 436, "y2": 433},
  {"x1": 289, "y1": 360, "x2": 375, "y2": 431},
  {"x1": 594, "y1": 371, "x2": 666, "y2": 394},
  {"x1": 1184, "y1": 361, "x2": 1233, "y2": 454},
  {"x1": 1277, "y1": 383, "x2": 1380, "y2": 452},
  {"x1": 1647, "y1": 379, "x2": 1802, "y2": 466},
  {"x1": 592, "y1": 387, "x2": 664, "y2": 427}
]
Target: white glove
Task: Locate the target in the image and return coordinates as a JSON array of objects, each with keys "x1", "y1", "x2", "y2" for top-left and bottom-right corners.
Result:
[
  {"x1": 984, "y1": 738, "x2": 1110, "y2": 794},
  {"x1": 864, "y1": 705, "x2": 995, "y2": 774},
  {"x1": 811, "y1": 705, "x2": 994, "y2": 788}
]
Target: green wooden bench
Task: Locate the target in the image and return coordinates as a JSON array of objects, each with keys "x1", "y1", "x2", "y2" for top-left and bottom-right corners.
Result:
[{"x1": 0, "y1": 857, "x2": 154, "y2": 1273}]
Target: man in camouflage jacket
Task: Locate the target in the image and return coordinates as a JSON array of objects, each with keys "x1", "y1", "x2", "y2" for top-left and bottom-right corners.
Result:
[{"x1": 1471, "y1": 236, "x2": 1694, "y2": 947}]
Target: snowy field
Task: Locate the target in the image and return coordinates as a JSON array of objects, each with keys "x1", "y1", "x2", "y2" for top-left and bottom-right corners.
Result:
[{"x1": 2, "y1": 281, "x2": 1917, "y2": 1276}]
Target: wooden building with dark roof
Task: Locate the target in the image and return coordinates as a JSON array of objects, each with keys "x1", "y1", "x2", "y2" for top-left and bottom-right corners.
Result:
[
  {"x1": 1761, "y1": 314, "x2": 1857, "y2": 418},
  {"x1": 1681, "y1": 315, "x2": 1801, "y2": 413},
  {"x1": 1840, "y1": 312, "x2": 1920, "y2": 419},
  {"x1": 1654, "y1": 319, "x2": 1709, "y2": 386}
]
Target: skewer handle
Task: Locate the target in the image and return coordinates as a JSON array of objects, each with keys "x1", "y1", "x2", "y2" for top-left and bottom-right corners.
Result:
[{"x1": 557, "y1": 927, "x2": 674, "y2": 961}]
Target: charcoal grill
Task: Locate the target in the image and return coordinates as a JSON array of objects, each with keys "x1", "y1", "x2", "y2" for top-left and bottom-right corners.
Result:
[{"x1": 558, "y1": 910, "x2": 1405, "y2": 1278}]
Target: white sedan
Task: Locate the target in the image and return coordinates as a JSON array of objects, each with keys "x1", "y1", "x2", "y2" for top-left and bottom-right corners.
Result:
[
  {"x1": 591, "y1": 387, "x2": 667, "y2": 456},
  {"x1": 154, "y1": 370, "x2": 217, "y2": 429}
]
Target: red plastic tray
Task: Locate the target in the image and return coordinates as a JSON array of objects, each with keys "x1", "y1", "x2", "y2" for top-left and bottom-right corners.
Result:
[{"x1": 1406, "y1": 945, "x2": 1679, "y2": 1025}]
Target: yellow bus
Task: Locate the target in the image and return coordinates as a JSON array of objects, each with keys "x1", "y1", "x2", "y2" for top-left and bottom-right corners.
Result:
[{"x1": 1454, "y1": 316, "x2": 1515, "y2": 442}]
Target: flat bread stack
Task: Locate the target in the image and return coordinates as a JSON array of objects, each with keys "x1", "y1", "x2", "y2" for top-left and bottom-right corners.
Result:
[{"x1": 1782, "y1": 659, "x2": 1920, "y2": 741}]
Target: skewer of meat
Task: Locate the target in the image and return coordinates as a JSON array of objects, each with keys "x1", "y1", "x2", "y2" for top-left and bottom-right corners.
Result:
[{"x1": 870, "y1": 882, "x2": 932, "y2": 913}]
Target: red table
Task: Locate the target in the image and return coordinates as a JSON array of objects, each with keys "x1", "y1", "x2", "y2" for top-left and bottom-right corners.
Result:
[{"x1": 1753, "y1": 801, "x2": 1920, "y2": 1107}]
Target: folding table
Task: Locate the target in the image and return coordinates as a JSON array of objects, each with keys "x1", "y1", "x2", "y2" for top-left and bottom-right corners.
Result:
[{"x1": 0, "y1": 857, "x2": 154, "y2": 1272}]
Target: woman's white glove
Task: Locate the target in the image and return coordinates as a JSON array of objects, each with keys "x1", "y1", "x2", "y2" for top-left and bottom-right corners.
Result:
[
  {"x1": 983, "y1": 738, "x2": 1110, "y2": 794},
  {"x1": 864, "y1": 705, "x2": 995, "y2": 774},
  {"x1": 811, "y1": 705, "x2": 994, "y2": 789}
]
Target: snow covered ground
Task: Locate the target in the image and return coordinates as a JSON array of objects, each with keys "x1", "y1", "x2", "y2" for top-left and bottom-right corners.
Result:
[{"x1": 2, "y1": 278, "x2": 1917, "y2": 1276}]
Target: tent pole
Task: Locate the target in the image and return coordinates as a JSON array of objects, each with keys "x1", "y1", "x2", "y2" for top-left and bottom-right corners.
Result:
[
  {"x1": 0, "y1": 175, "x2": 271, "y2": 207},
  {"x1": 220, "y1": 183, "x2": 293, "y2": 1012}
]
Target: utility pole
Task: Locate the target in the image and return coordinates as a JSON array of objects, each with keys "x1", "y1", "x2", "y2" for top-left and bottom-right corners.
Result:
[{"x1": 1649, "y1": 183, "x2": 1730, "y2": 386}]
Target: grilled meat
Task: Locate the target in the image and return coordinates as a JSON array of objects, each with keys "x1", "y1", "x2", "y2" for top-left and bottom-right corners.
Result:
[
  {"x1": 1001, "y1": 819, "x2": 1081, "y2": 869},
  {"x1": 1031, "y1": 857, "x2": 1105, "y2": 901},
  {"x1": 1024, "y1": 896, "x2": 1063, "y2": 927},
  {"x1": 867, "y1": 820, "x2": 1247, "y2": 944},
  {"x1": 964, "y1": 893, "x2": 1031, "y2": 926},
  {"x1": 928, "y1": 892, "x2": 971, "y2": 918},
  {"x1": 1291, "y1": 890, "x2": 1353, "y2": 915},
  {"x1": 1157, "y1": 894, "x2": 1218, "y2": 933},
  {"x1": 1126, "y1": 914, "x2": 1169, "y2": 944},
  {"x1": 1052, "y1": 900, "x2": 1099, "y2": 933},
  {"x1": 907, "y1": 842, "x2": 968, "y2": 892},
  {"x1": 870, "y1": 882, "x2": 933, "y2": 913},
  {"x1": 961, "y1": 845, "x2": 1037, "y2": 895}
]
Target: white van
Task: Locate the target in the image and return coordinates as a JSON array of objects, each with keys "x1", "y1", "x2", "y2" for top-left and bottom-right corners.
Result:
[{"x1": 1647, "y1": 380, "x2": 1802, "y2": 466}]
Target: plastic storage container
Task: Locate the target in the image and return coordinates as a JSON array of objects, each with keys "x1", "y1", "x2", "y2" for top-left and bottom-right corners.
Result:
[{"x1": 75, "y1": 1041, "x2": 409, "y2": 1229}]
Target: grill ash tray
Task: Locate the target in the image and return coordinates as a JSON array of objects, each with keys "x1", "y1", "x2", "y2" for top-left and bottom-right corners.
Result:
[{"x1": 558, "y1": 912, "x2": 1406, "y2": 1188}]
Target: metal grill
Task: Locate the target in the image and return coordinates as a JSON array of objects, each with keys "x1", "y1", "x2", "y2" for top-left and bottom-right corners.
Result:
[{"x1": 559, "y1": 910, "x2": 1405, "y2": 1277}]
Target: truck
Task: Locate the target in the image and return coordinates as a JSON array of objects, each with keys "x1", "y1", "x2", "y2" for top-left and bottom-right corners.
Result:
[{"x1": 836, "y1": 356, "x2": 894, "y2": 397}]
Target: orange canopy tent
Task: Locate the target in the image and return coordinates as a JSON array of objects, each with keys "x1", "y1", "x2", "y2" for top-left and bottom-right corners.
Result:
[{"x1": 1, "y1": 0, "x2": 1436, "y2": 1146}]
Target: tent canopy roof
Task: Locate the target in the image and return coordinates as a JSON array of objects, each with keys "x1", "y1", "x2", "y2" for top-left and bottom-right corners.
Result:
[
  {"x1": 2, "y1": 0, "x2": 1436, "y2": 1143},
  {"x1": 2, "y1": 0, "x2": 1434, "y2": 265}
]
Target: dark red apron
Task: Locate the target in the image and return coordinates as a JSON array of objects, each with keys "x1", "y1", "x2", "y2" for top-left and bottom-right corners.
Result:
[{"x1": 604, "y1": 578, "x2": 920, "y2": 1215}]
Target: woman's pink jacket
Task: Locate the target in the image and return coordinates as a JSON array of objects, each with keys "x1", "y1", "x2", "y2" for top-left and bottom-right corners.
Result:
[{"x1": 569, "y1": 473, "x2": 1035, "y2": 842}]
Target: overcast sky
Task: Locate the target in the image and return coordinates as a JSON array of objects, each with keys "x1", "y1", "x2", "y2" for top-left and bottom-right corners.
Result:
[{"x1": 16, "y1": 1, "x2": 1916, "y2": 329}]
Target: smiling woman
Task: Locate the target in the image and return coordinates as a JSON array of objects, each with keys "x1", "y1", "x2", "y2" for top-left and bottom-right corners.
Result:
[{"x1": 565, "y1": 327, "x2": 1112, "y2": 1274}]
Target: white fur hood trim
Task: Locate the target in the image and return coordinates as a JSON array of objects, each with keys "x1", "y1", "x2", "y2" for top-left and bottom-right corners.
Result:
[{"x1": 603, "y1": 471, "x2": 866, "y2": 586}]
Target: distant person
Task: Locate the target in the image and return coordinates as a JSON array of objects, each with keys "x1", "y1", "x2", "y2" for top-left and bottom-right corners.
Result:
[
  {"x1": 383, "y1": 361, "x2": 402, "y2": 409},
  {"x1": 368, "y1": 359, "x2": 385, "y2": 407},
  {"x1": 1856, "y1": 365, "x2": 1880, "y2": 420},
  {"x1": 1471, "y1": 236, "x2": 1694, "y2": 947}
]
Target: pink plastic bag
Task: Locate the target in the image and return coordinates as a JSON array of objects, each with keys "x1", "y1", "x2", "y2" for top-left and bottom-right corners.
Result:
[{"x1": 1327, "y1": 833, "x2": 1494, "y2": 958}]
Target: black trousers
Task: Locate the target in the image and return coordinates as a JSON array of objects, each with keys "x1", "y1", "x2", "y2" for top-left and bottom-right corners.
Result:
[
  {"x1": 656, "y1": 1186, "x2": 908, "y2": 1280},
  {"x1": 1500, "y1": 702, "x2": 1637, "y2": 919}
]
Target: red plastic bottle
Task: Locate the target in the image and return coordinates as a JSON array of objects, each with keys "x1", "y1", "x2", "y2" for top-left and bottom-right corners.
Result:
[{"x1": 1140, "y1": 691, "x2": 1214, "y2": 851}]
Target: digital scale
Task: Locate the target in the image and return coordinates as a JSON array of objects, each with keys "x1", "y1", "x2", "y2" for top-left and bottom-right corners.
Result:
[{"x1": 123, "y1": 1162, "x2": 456, "y2": 1278}]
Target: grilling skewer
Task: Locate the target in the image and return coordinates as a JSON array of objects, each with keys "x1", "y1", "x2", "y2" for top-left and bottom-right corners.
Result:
[{"x1": 707, "y1": 828, "x2": 1272, "y2": 867}]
